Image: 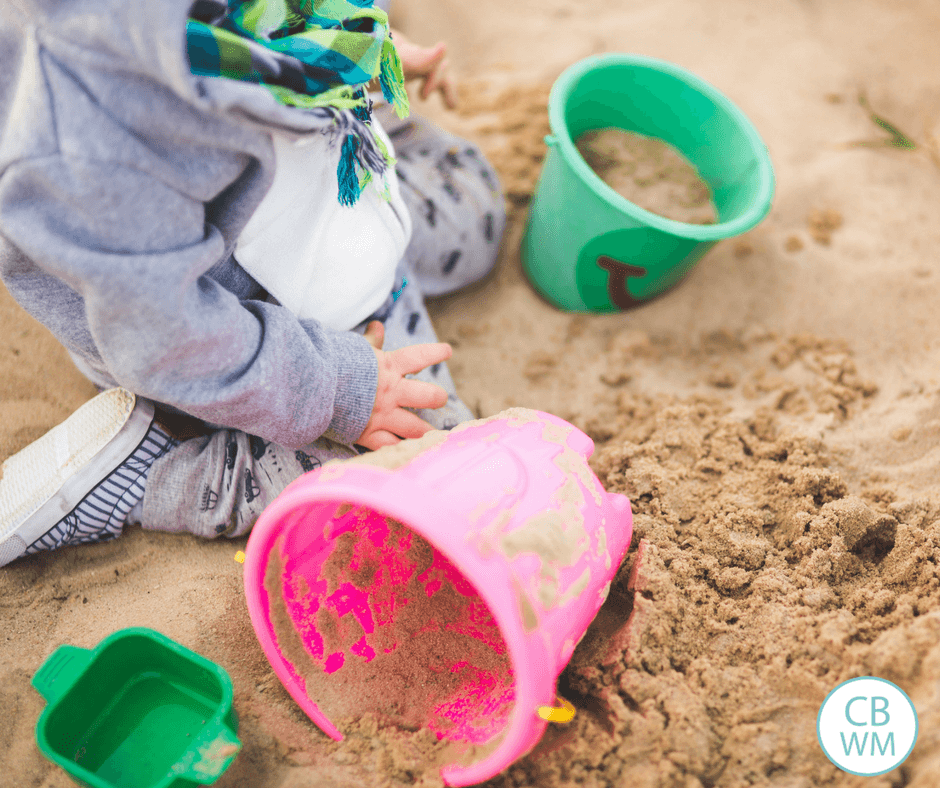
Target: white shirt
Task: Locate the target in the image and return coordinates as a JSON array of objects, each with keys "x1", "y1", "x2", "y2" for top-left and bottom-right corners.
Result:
[{"x1": 234, "y1": 118, "x2": 412, "y2": 331}]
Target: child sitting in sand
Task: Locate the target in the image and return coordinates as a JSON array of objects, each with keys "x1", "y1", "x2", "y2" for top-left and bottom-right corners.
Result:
[{"x1": 0, "y1": 0, "x2": 505, "y2": 567}]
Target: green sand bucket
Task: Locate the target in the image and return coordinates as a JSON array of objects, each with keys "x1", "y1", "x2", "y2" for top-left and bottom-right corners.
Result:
[
  {"x1": 32, "y1": 628, "x2": 240, "y2": 788},
  {"x1": 522, "y1": 53, "x2": 775, "y2": 311}
]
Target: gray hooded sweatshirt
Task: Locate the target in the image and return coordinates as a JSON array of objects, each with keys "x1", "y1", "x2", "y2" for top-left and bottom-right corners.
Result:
[{"x1": 0, "y1": 0, "x2": 381, "y2": 449}]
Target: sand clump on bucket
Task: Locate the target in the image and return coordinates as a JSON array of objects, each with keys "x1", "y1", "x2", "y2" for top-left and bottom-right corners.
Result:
[{"x1": 575, "y1": 128, "x2": 718, "y2": 225}]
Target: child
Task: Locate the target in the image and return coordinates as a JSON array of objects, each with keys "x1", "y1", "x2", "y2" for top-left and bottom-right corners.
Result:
[{"x1": 0, "y1": 0, "x2": 505, "y2": 567}]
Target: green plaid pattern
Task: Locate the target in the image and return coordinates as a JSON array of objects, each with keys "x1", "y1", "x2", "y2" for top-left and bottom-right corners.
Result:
[{"x1": 187, "y1": 0, "x2": 409, "y2": 204}]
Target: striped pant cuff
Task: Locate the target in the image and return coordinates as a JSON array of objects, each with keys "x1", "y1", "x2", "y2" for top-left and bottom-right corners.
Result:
[{"x1": 26, "y1": 423, "x2": 179, "y2": 554}]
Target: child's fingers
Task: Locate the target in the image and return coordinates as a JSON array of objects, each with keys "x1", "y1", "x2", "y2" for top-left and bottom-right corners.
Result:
[
  {"x1": 359, "y1": 428, "x2": 400, "y2": 451},
  {"x1": 364, "y1": 320, "x2": 385, "y2": 349},
  {"x1": 441, "y1": 71, "x2": 459, "y2": 110},
  {"x1": 397, "y1": 378, "x2": 448, "y2": 410},
  {"x1": 412, "y1": 41, "x2": 447, "y2": 76},
  {"x1": 383, "y1": 408, "x2": 436, "y2": 440},
  {"x1": 392, "y1": 342, "x2": 452, "y2": 375},
  {"x1": 421, "y1": 59, "x2": 448, "y2": 101},
  {"x1": 420, "y1": 70, "x2": 436, "y2": 101}
]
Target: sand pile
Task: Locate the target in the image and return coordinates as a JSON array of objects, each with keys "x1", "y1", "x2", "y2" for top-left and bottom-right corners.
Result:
[{"x1": 5, "y1": 1, "x2": 940, "y2": 786}]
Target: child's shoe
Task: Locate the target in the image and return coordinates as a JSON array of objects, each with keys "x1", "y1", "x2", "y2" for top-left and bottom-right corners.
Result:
[{"x1": 0, "y1": 388, "x2": 177, "y2": 567}]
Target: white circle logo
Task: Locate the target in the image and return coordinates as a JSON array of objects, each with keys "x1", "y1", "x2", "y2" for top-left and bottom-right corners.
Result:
[{"x1": 817, "y1": 677, "x2": 918, "y2": 776}]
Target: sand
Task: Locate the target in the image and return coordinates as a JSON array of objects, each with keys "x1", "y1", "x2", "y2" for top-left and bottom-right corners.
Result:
[
  {"x1": 575, "y1": 129, "x2": 717, "y2": 225},
  {"x1": 5, "y1": 0, "x2": 940, "y2": 786},
  {"x1": 263, "y1": 512, "x2": 513, "y2": 746}
]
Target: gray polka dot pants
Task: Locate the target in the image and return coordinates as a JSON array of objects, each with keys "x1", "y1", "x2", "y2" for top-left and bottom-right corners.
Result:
[{"x1": 388, "y1": 113, "x2": 506, "y2": 298}]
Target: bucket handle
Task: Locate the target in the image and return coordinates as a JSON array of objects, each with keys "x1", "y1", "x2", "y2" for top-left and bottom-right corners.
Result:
[
  {"x1": 536, "y1": 695, "x2": 576, "y2": 723},
  {"x1": 31, "y1": 645, "x2": 93, "y2": 704},
  {"x1": 544, "y1": 134, "x2": 558, "y2": 147}
]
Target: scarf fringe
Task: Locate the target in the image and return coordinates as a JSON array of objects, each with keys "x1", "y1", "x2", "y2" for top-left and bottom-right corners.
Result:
[
  {"x1": 380, "y1": 37, "x2": 410, "y2": 119},
  {"x1": 331, "y1": 106, "x2": 395, "y2": 206},
  {"x1": 337, "y1": 135, "x2": 361, "y2": 206}
]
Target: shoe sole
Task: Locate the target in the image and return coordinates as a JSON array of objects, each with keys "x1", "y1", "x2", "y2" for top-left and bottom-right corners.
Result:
[{"x1": 0, "y1": 388, "x2": 154, "y2": 563}]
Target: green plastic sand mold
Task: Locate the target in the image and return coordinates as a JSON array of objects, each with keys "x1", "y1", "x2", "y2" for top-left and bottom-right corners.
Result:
[{"x1": 32, "y1": 627, "x2": 240, "y2": 788}]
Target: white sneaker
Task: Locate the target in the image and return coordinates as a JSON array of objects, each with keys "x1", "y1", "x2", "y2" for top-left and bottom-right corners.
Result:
[{"x1": 0, "y1": 388, "x2": 175, "y2": 567}]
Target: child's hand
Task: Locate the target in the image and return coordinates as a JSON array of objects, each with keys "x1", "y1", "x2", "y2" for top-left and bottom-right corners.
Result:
[
  {"x1": 357, "y1": 321, "x2": 453, "y2": 450},
  {"x1": 391, "y1": 29, "x2": 458, "y2": 110}
]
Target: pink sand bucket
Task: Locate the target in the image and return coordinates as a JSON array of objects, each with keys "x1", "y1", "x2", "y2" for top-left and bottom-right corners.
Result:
[{"x1": 242, "y1": 408, "x2": 632, "y2": 785}]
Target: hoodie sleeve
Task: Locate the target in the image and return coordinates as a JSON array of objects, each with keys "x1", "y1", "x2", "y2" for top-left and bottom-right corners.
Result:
[{"x1": 0, "y1": 153, "x2": 377, "y2": 449}]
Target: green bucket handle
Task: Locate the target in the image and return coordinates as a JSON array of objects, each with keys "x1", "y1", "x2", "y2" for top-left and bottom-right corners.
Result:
[{"x1": 32, "y1": 645, "x2": 93, "y2": 704}]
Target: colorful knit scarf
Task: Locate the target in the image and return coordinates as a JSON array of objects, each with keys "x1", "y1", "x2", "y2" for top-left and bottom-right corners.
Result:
[{"x1": 186, "y1": 0, "x2": 410, "y2": 205}]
